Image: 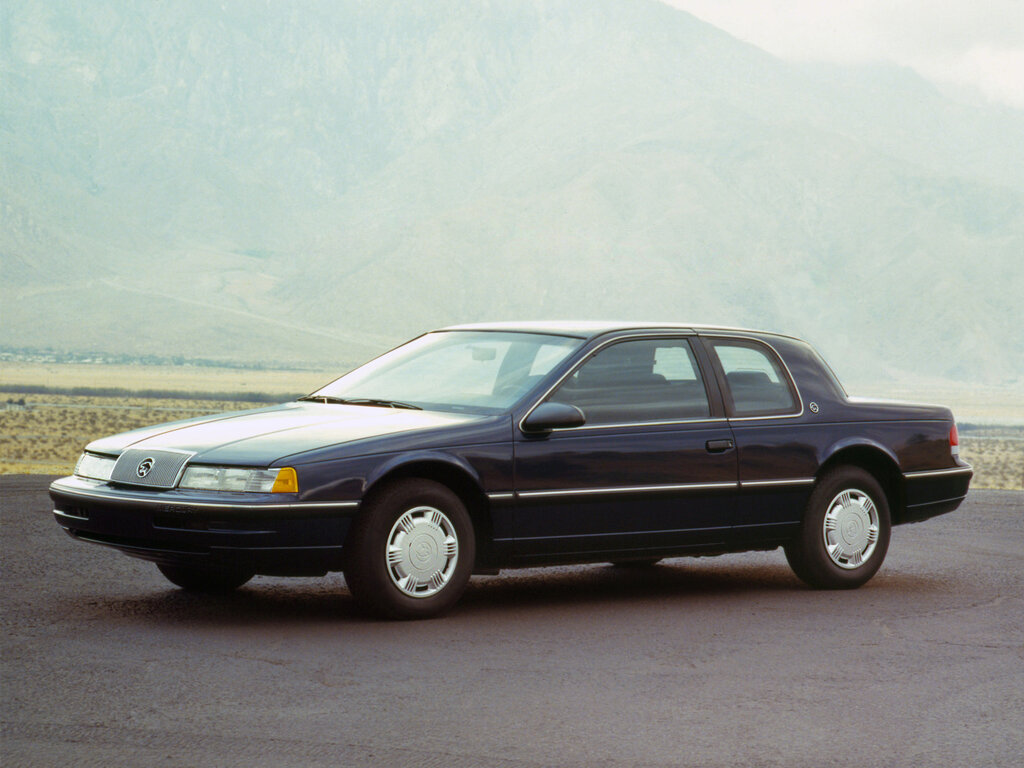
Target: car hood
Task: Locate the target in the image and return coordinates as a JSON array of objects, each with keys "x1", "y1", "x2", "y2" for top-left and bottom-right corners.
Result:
[{"x1": 86, "y1": 402, "x2": 492, "y2": 464}]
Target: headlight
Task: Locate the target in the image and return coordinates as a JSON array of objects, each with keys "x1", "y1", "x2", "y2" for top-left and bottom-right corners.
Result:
[
  {"x1": 178, "y1": 465, "x2": 299, "y2": 493},
  {"x1": 74, "y1": 453, "x2": 117, "y2": 481}
]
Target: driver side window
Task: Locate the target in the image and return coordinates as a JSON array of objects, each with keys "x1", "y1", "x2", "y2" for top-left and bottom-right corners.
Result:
[{"x1": 547, "y1": 338, "x2": 710, "y2": 426}]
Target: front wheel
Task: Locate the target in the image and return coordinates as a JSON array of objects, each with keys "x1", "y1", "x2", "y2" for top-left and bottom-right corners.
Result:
[
  {"x1": 784, "y1": 467, "x2": 891, "y2": 589},
  {"x1": 157, "y1": 563, "x2": 253, "y2": 592},
  {"x1": 343, "y1": 479, "x2": 475, "y2": 619}
]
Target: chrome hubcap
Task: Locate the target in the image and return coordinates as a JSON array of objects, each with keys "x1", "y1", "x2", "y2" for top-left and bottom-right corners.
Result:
[
  {"x1": 386, "y1": 506, "x2": 459, "y2": 598},
  {"x1": 823, "y1": 488, "x2": 879, "y2": 569}
]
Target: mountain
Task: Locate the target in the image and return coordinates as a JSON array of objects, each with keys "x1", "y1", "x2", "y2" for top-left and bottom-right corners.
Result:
[{"x1": 2, "y1": 0, "x2": 1022, "y2": 386}]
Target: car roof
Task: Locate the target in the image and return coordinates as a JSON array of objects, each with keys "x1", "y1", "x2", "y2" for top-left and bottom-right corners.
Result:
[{"x1": 438, "y1": 320, "x2": 801, "y2": 342}]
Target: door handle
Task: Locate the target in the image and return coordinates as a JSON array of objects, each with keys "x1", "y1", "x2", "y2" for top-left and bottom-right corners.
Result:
[{"x1": 705, "y1": 439, "x2": 734, "y2": 453}]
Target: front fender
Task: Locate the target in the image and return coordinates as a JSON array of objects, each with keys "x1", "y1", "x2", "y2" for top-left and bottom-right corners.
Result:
[{"x1": 363, "y1": 450, "x2": 485, "y2": 496}]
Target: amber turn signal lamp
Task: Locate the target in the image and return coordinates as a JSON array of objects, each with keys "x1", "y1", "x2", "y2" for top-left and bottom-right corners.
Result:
[{"x1": 271, "y1": 467, "x2": 299, "y2": 493}]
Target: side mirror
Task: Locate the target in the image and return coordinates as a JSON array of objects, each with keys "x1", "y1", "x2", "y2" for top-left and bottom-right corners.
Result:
[{"x1": 521, "y1": 402, "x2": 586, "y2": 433}]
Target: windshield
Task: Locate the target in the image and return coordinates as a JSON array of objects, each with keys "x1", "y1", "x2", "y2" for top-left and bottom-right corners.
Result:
[{"x1": 309, "y1": 331, "x2": 583, "y2": 413}]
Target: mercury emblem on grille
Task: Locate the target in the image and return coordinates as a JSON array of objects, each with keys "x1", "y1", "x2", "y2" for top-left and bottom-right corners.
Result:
[{"x1": 136, "y1": 458, "x2": 155, "y2": 478}]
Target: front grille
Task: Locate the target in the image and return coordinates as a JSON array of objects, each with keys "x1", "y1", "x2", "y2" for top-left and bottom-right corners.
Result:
[{"x1": 110, "y1": 448, "x2": 193, "y2": 489}]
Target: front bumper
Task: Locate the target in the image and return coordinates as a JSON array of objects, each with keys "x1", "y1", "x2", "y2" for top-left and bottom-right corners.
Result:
[{"x1": 49, "y1": 476, "x2": 360, "y2": 575}]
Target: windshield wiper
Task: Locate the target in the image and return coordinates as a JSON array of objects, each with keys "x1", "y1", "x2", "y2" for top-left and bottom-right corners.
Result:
[
  {"x1": 343, "y1": 398, "x2": 423, "y2": 410},
  {"x1": 298, "y1": 396, "x2": 422, "y2": 410}
]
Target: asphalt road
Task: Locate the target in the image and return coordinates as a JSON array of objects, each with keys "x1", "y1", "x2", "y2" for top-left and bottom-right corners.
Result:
[{"x1": 2, "y1": 476, "x2": 1022, "y2": 768}]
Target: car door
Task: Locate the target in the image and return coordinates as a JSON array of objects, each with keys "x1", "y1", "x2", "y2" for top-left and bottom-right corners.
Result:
[{"x1": 512, "y1": 334, "x2": 738, "y2": 560}]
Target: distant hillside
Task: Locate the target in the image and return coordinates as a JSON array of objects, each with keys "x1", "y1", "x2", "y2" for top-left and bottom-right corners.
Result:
[{"x1": 2, "y1": 0, "x2": 1022, "y2": 388}]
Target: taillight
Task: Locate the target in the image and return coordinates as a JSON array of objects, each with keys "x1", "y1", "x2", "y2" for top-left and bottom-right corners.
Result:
[{"x1": 950, "y1": 423, "x2": 959, "y2": 456}]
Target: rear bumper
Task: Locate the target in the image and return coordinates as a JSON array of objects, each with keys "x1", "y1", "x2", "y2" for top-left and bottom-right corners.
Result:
[
  {"x1": 50, "y1": 476, "x2": 359, "y2": 575},
  {"x1": 900, "y1": 464, "x2": 973, "y2": 525}
]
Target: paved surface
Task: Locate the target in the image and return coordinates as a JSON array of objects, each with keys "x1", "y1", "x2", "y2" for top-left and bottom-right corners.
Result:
[{"x1": 2, "y1": 476, "x2": 1022, "y2": 768}]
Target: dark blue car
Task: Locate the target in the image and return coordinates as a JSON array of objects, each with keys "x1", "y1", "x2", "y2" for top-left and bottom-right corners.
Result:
[{"x1": 50, "y1": 322, "x2": 973, "y2": 618}]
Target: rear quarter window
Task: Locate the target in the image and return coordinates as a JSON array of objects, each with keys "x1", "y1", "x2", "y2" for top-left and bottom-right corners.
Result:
[{"x1": 709, "y1": 340, "x2": 799, "y2": 416}]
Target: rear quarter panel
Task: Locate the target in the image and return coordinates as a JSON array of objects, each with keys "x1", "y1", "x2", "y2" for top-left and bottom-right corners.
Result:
[{"x1": 732, "y1": 335, "x2": 970, "y2": 531}]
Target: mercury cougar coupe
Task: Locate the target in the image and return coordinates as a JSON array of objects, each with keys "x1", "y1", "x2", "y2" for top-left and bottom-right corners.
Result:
[{"x1": 50, "y1": 322, "x2": 973, "y2": 618}]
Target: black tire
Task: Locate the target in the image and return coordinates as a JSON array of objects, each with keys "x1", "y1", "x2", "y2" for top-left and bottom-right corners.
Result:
[
  {"x1": 343, "y1": 479, "x2": 475, "y2": 620},
  {"x1": 157, "y1": 563, "x2": 253, "y2": 592},
  {"x1": 784, "y1": 466, "x2": 891, "y2": 589}
]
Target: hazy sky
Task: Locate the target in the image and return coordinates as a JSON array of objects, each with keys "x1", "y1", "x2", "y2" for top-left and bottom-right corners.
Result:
[{"x1": 660, "y1": 0, "x2": 1024, "y2": 108}]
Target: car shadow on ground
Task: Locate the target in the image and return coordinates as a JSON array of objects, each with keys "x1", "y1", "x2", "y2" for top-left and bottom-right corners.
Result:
[{"x1": 45, "y1": 558, "x2": 952, "y2": 627}]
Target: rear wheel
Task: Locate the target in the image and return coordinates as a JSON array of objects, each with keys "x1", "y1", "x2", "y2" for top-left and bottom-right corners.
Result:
[
  {"x1": 344, "y1": 479, "x2": 475, "y2": 620},
  {"x1": 157, "y1": 563, "x2": 253, "y2": 592},
  {"x1": 784, "y1": 466, "x2": 891, "y2": 589}
]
